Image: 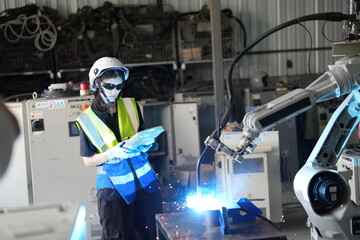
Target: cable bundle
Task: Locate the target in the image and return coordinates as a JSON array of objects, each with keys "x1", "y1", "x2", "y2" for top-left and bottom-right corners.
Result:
[{"x1": 0, "y1": 12, "x2": 57, "y2": 51}]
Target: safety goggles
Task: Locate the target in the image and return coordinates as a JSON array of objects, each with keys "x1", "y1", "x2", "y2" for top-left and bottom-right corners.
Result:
[{"x1": 101, "y1": 82, "x2": 124, "y2": 90}]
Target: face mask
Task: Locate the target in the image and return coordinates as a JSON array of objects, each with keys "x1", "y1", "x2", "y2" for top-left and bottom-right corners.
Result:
[{"x1": 99, "y1": 77, "x2": 124, "y2": 103}]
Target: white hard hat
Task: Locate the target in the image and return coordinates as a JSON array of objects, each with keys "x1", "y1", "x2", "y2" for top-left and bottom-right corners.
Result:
[{"x1": 89, "y1": 57, "x2": 129, "y2": 91}]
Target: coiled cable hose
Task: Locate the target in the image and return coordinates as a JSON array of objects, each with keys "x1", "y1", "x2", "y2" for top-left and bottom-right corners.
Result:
[{"x1": 0, "y1": 12, "x2": 57, "y2": 51}]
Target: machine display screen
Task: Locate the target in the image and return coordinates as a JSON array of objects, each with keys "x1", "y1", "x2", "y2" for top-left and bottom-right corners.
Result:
[{"x1": 68, "y1": 121, "x2": 80, "y2": 137}]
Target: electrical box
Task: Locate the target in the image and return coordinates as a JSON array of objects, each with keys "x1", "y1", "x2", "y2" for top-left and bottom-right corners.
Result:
[
  {"x1": 171, "y1": 97, "x2": 216, "y2": 166},
  {"x1": 172, "y1": 102, "x2": 201, "y2": 166},
  {"x1": 25, "y1": 95, "x2": 100, "y2": 240},
  {"x1": 215, "y1": 131, "x2": 283, "y2": 222},
  {"x1": 337, "y1": 145, "x2": 360, "y2": 204}
]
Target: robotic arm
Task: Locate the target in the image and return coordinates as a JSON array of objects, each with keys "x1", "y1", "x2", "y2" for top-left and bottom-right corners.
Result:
[
  {"x1": 238, "y1": 56, "x2": 360, "y2": 156},
  {"x1": 228, "y1": 56, "x2": 360, "y2": 239},
  {"x1": 206, "y1": 56, "x2": 360, "y2": 160},
  {"x1": 203, "y1": 3, "x2": 360, "y2": 237}
]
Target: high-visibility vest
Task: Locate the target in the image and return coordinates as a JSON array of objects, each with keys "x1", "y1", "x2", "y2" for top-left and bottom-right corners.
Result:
[{"x1": 76, "y1": 98, "x2": 158, "y2": 204}]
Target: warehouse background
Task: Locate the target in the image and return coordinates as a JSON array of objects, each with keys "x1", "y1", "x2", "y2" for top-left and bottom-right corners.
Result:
[
  {"x1": 0, "y1": 0, "x2": 347, "y2": 81},
  {"x1": 0, "y1": 3, "x2": 355, "y2": 238}
]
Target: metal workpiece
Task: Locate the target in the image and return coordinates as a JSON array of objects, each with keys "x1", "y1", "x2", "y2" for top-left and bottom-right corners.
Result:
[{"x1": 155, "y1": 211, "x2": 286, "y2": 240}]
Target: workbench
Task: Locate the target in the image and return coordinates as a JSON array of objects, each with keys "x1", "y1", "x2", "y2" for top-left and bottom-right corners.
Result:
[{"x1": 156, "y1": 211, "x2": 287, "y2": 240}]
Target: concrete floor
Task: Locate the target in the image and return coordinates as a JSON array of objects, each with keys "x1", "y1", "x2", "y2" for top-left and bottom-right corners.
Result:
[{"x1": 279, "y1": 185, "x2": 311, "y2": 240}]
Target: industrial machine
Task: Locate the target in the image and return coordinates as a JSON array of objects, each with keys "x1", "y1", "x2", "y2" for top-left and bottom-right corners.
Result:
[
  {"x1": 25, "y1": 96, "x2": 95, "y2": 203},
  {"x1": 215, "y1": 131, "x2": 282, "y2": 222},
  {"x1": 206, "y1": 31, "x2": 360, "y2": 240},
  {"x1": 173, "y1": 93, "x2": 216, "y2": 166},
  {"x1": 206, "y1": 56, "x2": 360, "y2": 239},
  {"x1": 202, "y1": 1, "x2": 360, "y2": 239},
  {"x1": 1, "y1": 95, "x2": 101, "y2": 239},
  {"x1": 25, "y1": 95, "x2": 100, "y2": 239}
]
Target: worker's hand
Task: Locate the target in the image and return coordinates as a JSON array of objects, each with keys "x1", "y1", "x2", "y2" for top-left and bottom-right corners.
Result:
[{"x1": 106, "y1": 141, "x2": 140, "y2": 162}]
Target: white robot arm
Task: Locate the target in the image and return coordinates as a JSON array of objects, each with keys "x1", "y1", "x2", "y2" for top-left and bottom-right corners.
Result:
[
  {"x1": 235, "y1": 56, "x2": 360, "y2": 239},
  {"x1": 238, "y1": 56, "x2": 360, "y2": 155}
]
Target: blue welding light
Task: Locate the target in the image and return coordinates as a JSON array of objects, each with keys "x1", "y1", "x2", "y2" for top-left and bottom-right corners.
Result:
[
  {"x1": 186, "y1": 194, "x2": 222, "y2": 211},
  {"x1": 186, "y1": 192, "x2": 238, "y2": 212}
]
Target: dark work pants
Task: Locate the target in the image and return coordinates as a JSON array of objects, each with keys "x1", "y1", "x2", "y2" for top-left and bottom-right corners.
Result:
[{"x1": 98, "y1": 188, "x2": 163, "y2": 240}]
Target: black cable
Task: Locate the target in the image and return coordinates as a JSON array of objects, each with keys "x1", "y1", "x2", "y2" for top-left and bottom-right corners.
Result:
[
  {"x1": 3, "y1": 93, "x2": 33, "y2": 102},
  {"x1": 221, "y1": 9, "x2": 247, "y2": 49},
  {"x1": 225, "y1": 12, "x2": 349, "y2": 133},
  {"x1": 196, "y1": 146, "x2": 214, "y2": 192},
  {"x1": 234, "y1": 17, "x2": 247, "y2": 49},
  {"x1": 238, "y1": 207, "x2": 283, "y2": 232},
  {"x1": 256, "y1": 214, "x2": 283, "y2": 232},
  {"x1": 322, "y1": 21, "x2": 336, "y2": 43},
  {"x1": 297, "y1": 22, "x2": 315, "y2": 80}
]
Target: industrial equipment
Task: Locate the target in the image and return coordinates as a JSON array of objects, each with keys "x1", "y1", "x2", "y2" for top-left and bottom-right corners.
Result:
[
  {"x1": 172, "y1": 102, "x2": 201, "y2": 166},
  {"x1": 215, "y1": 131, "x2": 282, "y2": 222},
  {"x1": 200, "y1": 1, "x2": 360, "y2": 238},
  {"x1": 25, "y1": 95, "x2": 100, "y2": 239},
  {"x1": 155, "y1": 208, "x2": 286, "y2": 239},
  {"x1": 207, "y1": 40, "x2": 360, "y2": 240},
  {"x1": 1, "y1": 96, "x2": 100, "y2": 239},
  {"x1": 244, "y1": 88, "x2": 300, "y2": 181},
  {"x1": 207, "y1": 55, "x2": 360, "y2": 239},
  {"x1": 222, "y1": 54, "x2": 360, "y2": 239}
]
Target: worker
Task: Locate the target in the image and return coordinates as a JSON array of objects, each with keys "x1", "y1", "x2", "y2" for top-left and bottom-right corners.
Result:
[
  {"x1": 0, "y1": 100, "x2": 19, "y2": 178},
  {"x1": 76, "y1": 57, "x2": 162, "y2": 240}
]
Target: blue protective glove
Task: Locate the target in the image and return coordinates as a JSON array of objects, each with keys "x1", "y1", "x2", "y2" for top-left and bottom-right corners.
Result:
[{"x1": 106, "y1": 141, "x2": 140, "y2": 162}]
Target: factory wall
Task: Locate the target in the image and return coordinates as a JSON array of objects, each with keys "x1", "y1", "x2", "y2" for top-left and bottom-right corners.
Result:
[{"x1": 0, "y1": 0, "x2": 348, "y2": 79}]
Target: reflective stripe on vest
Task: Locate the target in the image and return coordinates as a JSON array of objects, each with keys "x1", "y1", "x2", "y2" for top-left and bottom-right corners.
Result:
[
  {"x1": 109, "y1": 172, "x2": 135, "y2": 185},
  {"x1": 97, "y1": 161, "x2": 153, "y2": 184},
  {"x1": 135, "y1": 161, "x2": 152, "y2": 179},
  {"x1": 76, "y1": 108, "x2": 117, "y2": 152},
  {"x1": 76, "y1": 111, "x2": 109, "y2": 152},
  {"x1": 76, "y1": 97, "x2": 139, "y2": 153},
  {"x1": 117, "y1": 98, "x2": 139, "y2": 141}
]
